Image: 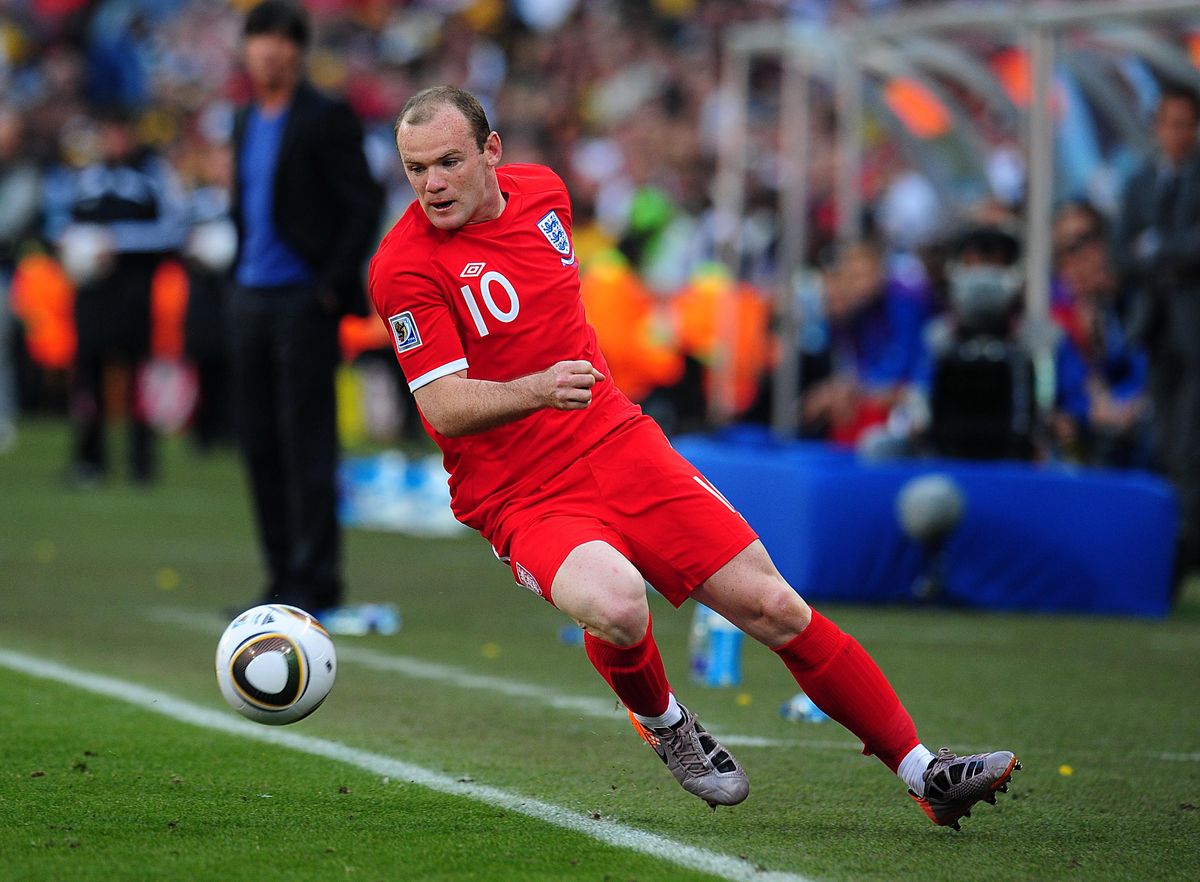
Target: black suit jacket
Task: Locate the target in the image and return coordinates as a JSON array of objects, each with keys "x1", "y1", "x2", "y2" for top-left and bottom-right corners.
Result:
[
  {"x1": 1114, "y1": 148, "x2": 1200, "y2": 359},
  {"x1": 232, "y1": 82, "x2": 383, "y2": 316}
]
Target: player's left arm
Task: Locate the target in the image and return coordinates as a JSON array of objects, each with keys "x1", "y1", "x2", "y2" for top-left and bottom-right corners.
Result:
[{"x1": 414, "y1": 360, "x2": 605, "y2": 438}]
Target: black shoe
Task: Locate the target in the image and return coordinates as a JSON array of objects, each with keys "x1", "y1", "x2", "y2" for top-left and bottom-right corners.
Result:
[{"x1": 66, "y1": 463, "x2": 106, "y2": 490}]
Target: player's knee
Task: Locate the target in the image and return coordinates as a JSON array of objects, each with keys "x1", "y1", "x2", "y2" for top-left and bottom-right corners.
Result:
[
  {"x1": 587, "y1": 576, "x2": 650, "y2": 646},
  {"x1": 755, "y1": 579, "x2": 812, "y2": 644},
  {"x1": 555, "y1": 542, "x2": 649, "y2": 645},
  {"x1": 600, "y1": 592, "x2": 651, "y2": 645}
]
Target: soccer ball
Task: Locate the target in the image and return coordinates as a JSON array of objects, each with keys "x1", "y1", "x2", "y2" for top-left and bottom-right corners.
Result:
[{"x1": 215, "y1": 604, "x2": 337, "y2": 725}]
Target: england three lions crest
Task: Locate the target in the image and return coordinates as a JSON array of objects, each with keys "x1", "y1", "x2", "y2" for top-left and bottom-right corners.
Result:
[{"x1": 537, "y1": 210, "x2": 576, "y2": 266}]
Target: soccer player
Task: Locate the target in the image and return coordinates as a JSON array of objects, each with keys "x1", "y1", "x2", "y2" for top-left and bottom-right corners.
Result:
[{"x1": 369, "y1": 86, "x2": 1020, "y2": 828}]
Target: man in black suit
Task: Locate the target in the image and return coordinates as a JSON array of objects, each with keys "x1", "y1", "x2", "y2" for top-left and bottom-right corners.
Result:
[
  {"x1": 230, "y1": 1, "x2": 383, "y2": 627},
  {"x1": 1115, "y1": 84, "x2": 1200, "y2": 588}
]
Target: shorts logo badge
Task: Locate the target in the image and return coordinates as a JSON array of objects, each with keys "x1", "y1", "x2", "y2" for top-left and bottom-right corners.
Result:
[
  {"x1": 388, "y1": 311, "x2": 422, "y2": 353},
  {"x1": 537, "y1": 210, "x2": 576, "y2": 266},
  {"x1": 514, "y1": 562, "x2": 543, "y2": 597},
  {"x1": 460, "y1": 261, "x2": 485, "y2": 278}
]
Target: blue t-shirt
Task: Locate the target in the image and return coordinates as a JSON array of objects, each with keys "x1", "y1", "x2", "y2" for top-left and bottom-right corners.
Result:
[
  {"x1": 830, "y1": 278, "x2": 931, "y2": 391},
  {"x1": 236, "y1": 106, "x2": 314, "y2": 287}
]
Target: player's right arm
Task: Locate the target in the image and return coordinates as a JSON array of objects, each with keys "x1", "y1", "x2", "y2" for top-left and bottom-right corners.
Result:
[
  {"x1": 370, "y1": 233, "x2": 605, "y2": 438},
  {"x1": 414, "y1": 361, "x2": 605, "y2": 438}
]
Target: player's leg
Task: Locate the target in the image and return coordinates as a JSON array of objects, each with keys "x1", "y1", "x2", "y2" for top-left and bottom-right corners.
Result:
[
  {"x1": 547, "y1": 539, "x2": 749, "y2": 807},
  {"x1": 692, "y1": 540, "x2": 1020, "y2": 829},
  {"x1": 551, "y1": 540, "x2": 667, "y2": 715},
  {"x1": 692, "y1": 541, "x2": 922, "y2": 770}
]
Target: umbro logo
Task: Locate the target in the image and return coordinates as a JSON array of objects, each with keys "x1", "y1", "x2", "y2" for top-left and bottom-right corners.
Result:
[{"x1": 460, "y1": 262, "x2": 486, "y2": 278}]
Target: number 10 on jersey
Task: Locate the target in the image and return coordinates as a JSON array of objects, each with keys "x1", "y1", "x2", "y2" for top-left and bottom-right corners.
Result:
[{"x1": 460, "y1": 271, "x2": 520, "y2": 337}]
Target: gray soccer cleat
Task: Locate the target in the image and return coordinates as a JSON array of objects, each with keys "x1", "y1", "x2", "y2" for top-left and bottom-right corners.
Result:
[
  {"x1": 629, "y1": 704, "x2": 749, "y2": 808},
  {"x1": 910, "y1": 747, "x2": 1021, "y2": 830}
]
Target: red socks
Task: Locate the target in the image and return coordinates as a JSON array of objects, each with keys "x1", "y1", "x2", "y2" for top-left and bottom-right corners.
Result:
[
  {"x1": 583, "y1": 607, "x2": 918, "y2": 772},
  {"x1": 773, "y1": 610, "x2": 919, "y2": 772},
  {"x1": 584, "y1": 615, "x2": 671, "y2": 717}
]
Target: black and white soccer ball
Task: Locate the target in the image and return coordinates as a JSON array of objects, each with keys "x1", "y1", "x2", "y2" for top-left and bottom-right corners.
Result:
[{"x1": 215, "y1": 604, "x2": 336, "y2": 725}]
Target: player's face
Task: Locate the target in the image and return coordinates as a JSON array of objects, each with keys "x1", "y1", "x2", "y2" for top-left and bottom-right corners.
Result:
[
  {"x1": 99, "y1": 121, "x2": 136, "y2": 163},
  {"x1": 397, "y1": 106, "x2": 504, "y2": 230},
  {"x1": 1155, "y1": 96, "x2": 1198, "y2": 165},
  {"x1": 243, "y1": 33, "x2": 302, "y2": 96}
]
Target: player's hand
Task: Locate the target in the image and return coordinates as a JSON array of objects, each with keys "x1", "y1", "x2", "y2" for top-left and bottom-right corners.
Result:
[{"x1": 542, "y1": 360, "x2": 605, "y2": 410}]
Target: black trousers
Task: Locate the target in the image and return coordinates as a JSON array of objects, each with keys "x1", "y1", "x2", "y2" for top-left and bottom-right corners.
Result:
[
  {"x1": 1150, "y1": 353, "x2": 1200, "y2": 572},
  {"x1": 229, "y1": 283, "x2": 343, "y2": 611},
  {"x1": 71, "y1": 258, "x2": 158, "y2": 482},
  {"x1": 70, "y1": 349, "x2": 155, "y2": 481}
]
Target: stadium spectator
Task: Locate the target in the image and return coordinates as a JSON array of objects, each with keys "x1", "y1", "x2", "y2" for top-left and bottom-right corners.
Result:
[
  {"x1": 1114, "y1": 84, "x2": 1200, "y2": 585},
  {"x1": 4, "y1": 0, "x2": 1189, "y2": 482},
  {"x1": 0, "y1": 106, "x2": 42, "y2": 453},
  {"x1": 369, "y1": 85, "x2": 1020, "y2": 827},
  {"x1": 666, "y1": 262, "x2": 772, "y2": 429},
  {"x1": 181, "y1": 139, "x2": 236, "y2": 453},
  {"x1": 578, "y1": 247, "x2": 684, "y2": 408},
  {"x1": 45, "y1": 105, "x2": 187, "y2": 486},
  {"x1": 801, "y1": 239, "x2": 932, "y2": 447},
  {"x1": 1049, "y1": 201, "x2": 1150, "y2": 468},
  {"x1": 228, "y1": 1, "x2": 386, "y2": 634}
]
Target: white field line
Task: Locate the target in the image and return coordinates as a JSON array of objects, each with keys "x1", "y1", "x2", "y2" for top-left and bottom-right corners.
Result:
[
  {"x1": 147, "y1": 606, "x2": 855, "y2": 752},
  {"x1": 146, "y1": 609, "x2": 1200, "y2": 762},
  {"x1": 336, "y1": 646, "x2": 856, "y2": 751},
  {"x1": 0, "y1": 648, "x2": 813, "y2": 882}
]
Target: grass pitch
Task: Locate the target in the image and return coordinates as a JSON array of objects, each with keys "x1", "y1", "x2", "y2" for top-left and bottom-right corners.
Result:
[{"x1": 1, "y1": 419, "x2": 1198, "y2": 881}]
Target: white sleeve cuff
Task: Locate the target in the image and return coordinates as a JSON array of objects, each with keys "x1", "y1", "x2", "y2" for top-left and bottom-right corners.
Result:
[{"x1": 408, "y1": 358, "x2": 469, "y2": 392}]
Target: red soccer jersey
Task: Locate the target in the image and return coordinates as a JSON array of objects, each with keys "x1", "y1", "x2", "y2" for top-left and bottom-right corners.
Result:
[{"x1": 368, "y1": 163, "x2": 641, "y2": 533}]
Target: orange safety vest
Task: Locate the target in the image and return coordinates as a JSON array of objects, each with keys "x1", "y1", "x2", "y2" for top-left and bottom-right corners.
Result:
[
  {"x1": 10, "y1": 253, "x2": 77, "y2": 370},
  {"x1": 672, "y1": 271, "x2": 771, "y2": 415},
  {"x1": 580, "y1": 255, "x2": 682, "y2": 403},
  {"x1": 150, "y1": 259, "x2": 189, "y2": 360}
]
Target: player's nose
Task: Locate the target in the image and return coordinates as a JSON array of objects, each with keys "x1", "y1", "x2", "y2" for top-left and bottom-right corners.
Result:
[{"x1": 425, "y1": 168, "x2": 447, "y2": 191}]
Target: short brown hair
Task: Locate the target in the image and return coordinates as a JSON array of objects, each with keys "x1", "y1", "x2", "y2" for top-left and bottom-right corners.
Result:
[
  {"x1": 244, "y1": 1, "x2": 309, "y2": 48},
  {"x1": 395, "y1": 86, "x2": 491, "y2": 151},
  {"x1": 1158, "y1": 82, "x2": 1200, "y2": 121}
]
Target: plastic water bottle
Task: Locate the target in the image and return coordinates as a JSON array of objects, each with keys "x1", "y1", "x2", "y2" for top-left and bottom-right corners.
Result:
[
  {"x1": 557, "y1": 625, "x2": 584, "y2": 646},
  {"x1": 365, "y1": 603, "x2": 402, "y2": 636},
  {"x1": 688, "y1": 605, "x2": 743, "y2": 687},
  {"x1": 779, "y1": 691, "x2": 829, "y2": 723}
]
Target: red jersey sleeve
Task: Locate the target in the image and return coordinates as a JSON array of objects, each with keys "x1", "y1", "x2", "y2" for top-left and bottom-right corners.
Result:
[{"x1": 369, "y1": 244, "x2": 466, "y2": 392}]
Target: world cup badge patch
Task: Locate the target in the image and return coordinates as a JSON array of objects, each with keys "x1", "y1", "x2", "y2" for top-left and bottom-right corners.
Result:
[
  {"x1": 389, "y1": 311, "x2": 422, "y2": 353},
  {"x1": 537, "y1": 210, "x2": 575, "y2": 265}
]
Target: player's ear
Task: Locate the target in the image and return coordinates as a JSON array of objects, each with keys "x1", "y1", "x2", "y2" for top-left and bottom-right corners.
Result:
[{"x1": 484, "y1": 131, "x2": 502, "y2": 168}]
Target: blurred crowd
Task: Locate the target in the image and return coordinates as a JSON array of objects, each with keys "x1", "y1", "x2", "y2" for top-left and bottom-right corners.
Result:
[{"x1": 0, "y1": 0, "x2": 1190, "y2": 493}]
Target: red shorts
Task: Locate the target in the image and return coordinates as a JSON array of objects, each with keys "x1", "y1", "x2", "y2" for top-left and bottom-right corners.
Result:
[{"x1": 485, "y1": 416, "x2": 758, "y2": 607}]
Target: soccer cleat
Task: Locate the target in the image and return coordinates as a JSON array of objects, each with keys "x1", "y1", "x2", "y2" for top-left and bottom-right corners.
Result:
[
  {"x1": 909, "y1": 747, "x2": 1021, "y2": 830},
  {"x1": 629, "y1": 704, "x2": 749, "y2": 808}
]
